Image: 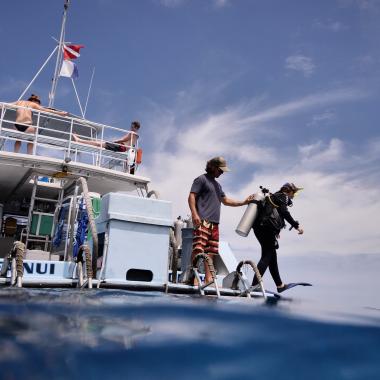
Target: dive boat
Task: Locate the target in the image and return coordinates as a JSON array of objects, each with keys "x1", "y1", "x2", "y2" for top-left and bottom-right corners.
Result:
[{"x1": 0, "y1": 1, "x2": 272, "y2": 300}]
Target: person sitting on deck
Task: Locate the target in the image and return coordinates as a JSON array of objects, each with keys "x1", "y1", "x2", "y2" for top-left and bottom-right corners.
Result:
[
  {"x1": 72, "y1": 121, "x2": 140, "y2": 152},
  {"x1": 5, "y1": 94, "x2": 68, "y2": 154}
]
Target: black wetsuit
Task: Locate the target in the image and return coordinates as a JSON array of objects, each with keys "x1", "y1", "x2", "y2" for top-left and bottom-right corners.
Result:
[{"x1": 251, "y1": 191, "x2": 299, "y2": 287}]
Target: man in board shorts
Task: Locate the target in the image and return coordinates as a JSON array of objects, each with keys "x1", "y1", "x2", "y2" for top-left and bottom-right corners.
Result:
[
  {"x1": 72, "y1": 121, "x2": 140, "y2": 152},
  {"x1": 188, "y1": 156, "x2": 254, "y2": 284}
]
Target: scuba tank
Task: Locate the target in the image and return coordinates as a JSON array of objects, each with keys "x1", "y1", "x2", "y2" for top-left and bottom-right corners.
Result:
[
  {"x1": 235, "y1": 187, "x2": 268, "y2": 237},
  {"x1": 173, "y1": 216, "x2": 184, "y2": 248}
]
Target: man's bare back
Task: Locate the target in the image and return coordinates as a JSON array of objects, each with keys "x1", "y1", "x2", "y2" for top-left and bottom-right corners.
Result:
[{"x1": 13, "y1": 100, "x2": 39, "y2": 125}]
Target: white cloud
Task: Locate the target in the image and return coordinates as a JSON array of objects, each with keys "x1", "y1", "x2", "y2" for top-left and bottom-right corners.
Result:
[
  {"x1": 159, "y1": 0, "x2": 187, "y2": 7},
  {"x1": 338, "y1": 0, "x2": 380, "y2": 10},
  {"x1": 239, "y1": 88, "x2": 367, "y2": 126},
  {"x1": 214, "y1": 0, "x2": 231, "y2": 8},
  {"x1": 218, "y1": 143, "x2": 380, "y2": 258},
  {"x1": 139, "y1": 86, "x2": 379, "y2": 257},
  {"x1": 157, "y1": 0, "x2": 232, "y2": 8},
  {"x1": 307, "y1": 110, "x2": 336, "y2": 127},
  {"x1": 298, "y1": 138, "x2": 345, "y2": 169},
  {"x1": 285, "y1": 55, "x2": 316, "y2": 77},
  {"x1": 314, "y1": 19, "x2": 347, "y2": 32}
]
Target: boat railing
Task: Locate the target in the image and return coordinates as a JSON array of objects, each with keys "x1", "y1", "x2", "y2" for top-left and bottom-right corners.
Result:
[{"x1": 0, "y1": 102, "x2": 140, "y2": 174}]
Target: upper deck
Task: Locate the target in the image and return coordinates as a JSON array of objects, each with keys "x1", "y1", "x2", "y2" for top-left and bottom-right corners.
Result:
[{"x1": 0, "y1": 102, "x2": 150, "y2": 203}]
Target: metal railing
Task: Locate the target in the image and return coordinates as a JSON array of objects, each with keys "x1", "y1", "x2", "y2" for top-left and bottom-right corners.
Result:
[{"x1": 0, "y1": 102, "x2": 140, "y2": 174}]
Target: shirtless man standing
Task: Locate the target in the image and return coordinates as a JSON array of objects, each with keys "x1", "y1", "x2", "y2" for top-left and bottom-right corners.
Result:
[{"x1": 9, "y1": 94, "x2": 68, "y2": 154}]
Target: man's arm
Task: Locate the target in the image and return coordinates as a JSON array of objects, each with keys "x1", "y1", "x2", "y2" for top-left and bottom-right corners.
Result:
[
  {"x1": 222, "y1": 195, "x2": 255, "y2": 207},
  {"x1": 188, "y1": 192, "x2": 201, "y2": 228},
  {"x1": 34, "y1": 104, "x2": 68, "y2": 117},
  {"x1": 113, "y1": 132, "x2": 131, "y2": 144}
]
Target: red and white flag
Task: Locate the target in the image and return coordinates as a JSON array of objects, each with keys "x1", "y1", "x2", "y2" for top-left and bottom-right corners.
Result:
[{"x1": 63, "y1": 44, "x2": 84, "y2": 60}]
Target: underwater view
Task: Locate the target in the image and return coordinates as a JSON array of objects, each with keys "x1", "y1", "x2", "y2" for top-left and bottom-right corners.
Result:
[{"x1": 0, "y1": 254, "x2": 379, "y2": 380}]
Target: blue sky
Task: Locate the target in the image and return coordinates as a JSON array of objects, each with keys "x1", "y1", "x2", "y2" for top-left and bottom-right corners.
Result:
[{"x1": 0, "y1": 0, "x2": 379, "y2": 257}]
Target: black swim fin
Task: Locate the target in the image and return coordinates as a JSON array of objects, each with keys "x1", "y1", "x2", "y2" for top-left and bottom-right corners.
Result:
[{"x1": 277, "y1": 282, "x2": 312, "y2": 293}]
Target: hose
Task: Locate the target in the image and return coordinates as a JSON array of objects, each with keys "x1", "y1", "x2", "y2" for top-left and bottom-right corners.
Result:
[{"x1": 147, "y1": 190, "x2": 160, "y2": 199}]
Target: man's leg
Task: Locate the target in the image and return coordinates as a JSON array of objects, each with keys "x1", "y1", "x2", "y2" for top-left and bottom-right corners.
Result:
[
  {"x1": 14, "y1": 140, "x2": 21, "y2": 153},
  {"x1": 204, "y1": 223, "x2": 219, "y2": 284},
  {"x1": 26, "y1": 142, "x2": 33, "y2": 155},
  {"x1": 72, "y1": 134, "x2": 105, "y2": 148},
  {"x1": 24, "y1": 126, "x2": 36, "y2": 155},
  {"x1": 191, "y1": 221, "x2": 209, "y2": 285}
]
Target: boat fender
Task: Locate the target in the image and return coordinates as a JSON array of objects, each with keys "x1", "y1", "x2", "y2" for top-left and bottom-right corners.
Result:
[{"x1": 136, "y1": 148, "x2": 143, "y2": 164}]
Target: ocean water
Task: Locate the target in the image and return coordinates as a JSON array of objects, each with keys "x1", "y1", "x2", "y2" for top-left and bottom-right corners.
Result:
[{"x1": 0, "y1": 254, "x2": 379, "y2": 380}]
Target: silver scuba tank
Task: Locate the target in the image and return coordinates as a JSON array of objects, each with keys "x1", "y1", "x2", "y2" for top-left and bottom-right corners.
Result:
[
  {"x1": 235, "y1": 191, "x2": 265, "y2": 237},
  {"x1": 174, "y1": 217, "x2": 184, "y2": 248}
]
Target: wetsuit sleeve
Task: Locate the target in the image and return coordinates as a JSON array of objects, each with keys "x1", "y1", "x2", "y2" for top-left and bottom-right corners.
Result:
[
  {"x1": 273, "y1": 193, "x2": 299, "y2": 229},
  {"x1": 190, "y1": 176, "x2": 204, "y2": 194}
]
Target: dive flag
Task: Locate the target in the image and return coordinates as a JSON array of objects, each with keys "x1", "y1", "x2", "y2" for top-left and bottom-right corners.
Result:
[
  {"x1": 63, "y1": 44, "x2": 84, "y2": 60},
  {"x1": 59, "y1": 60, "x2": 79, "y2": 79}
]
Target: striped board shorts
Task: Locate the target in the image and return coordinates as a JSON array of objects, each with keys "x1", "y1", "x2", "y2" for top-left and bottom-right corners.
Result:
[{"x1": 192, "y1": 220, "x2": 220, "y2": 257}]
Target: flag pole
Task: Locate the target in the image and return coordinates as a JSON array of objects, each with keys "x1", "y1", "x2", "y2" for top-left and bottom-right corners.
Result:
[
  {"x1": 71, "y1": 78, "x2": 84, "y2": 118},
  {"x1": 84, "y1": 67, "x2": 95, "y2": 118},
  {"x1": 49, "y1": 0, "x2": 70, "y2": 108}
]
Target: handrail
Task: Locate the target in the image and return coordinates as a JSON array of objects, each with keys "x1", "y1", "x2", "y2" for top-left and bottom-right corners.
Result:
[{"x1": 0, "y1": 102, "x2": 140, "y2": 174}]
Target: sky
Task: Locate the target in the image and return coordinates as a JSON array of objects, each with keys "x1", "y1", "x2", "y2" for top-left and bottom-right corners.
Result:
[{"x1": 0, "y1": 0, "x2": 379, "y2": 258}]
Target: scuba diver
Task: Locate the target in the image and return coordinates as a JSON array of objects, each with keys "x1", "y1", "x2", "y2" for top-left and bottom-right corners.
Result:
[{"x1": 251, "y1": 182, "x2": 304, "y2": 293}]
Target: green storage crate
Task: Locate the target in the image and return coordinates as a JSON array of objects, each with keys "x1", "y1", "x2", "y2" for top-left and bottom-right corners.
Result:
[{"x1": 30, "y1": 213, "x2": 54, "y2": 236}]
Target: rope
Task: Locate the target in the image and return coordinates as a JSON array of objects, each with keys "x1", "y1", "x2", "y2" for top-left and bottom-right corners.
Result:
[
  {"x1": 233, "y1": 260, "x2": 266, "y2": 299},
  {"x1": 76, "y1": 244, "x2": 93, "y2": 288},
  {"x1": 236, "y1": 260, "x2": 262, "y2": 283},
  {"x1": 81, "y1": 244, "x2": 93, "y2": 282},
  {"x1": 169, "y1": 229, "x2": 178, "y2": 283},
  {"x1": 14, "y1": 241, "x2": 25, "y2": 280},
  {"x1": 192, "y1": 253, "x2": 217, "y2": 282}
]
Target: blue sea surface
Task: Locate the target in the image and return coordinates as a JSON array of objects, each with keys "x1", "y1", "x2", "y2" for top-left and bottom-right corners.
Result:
[{"x1": 0, "y1": 254, "x2": 379, "y2": 380}]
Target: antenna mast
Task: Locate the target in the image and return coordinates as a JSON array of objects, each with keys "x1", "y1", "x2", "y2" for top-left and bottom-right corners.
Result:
[{"x1": 49, "y1": 0, "x2": 70, "y2": 108}]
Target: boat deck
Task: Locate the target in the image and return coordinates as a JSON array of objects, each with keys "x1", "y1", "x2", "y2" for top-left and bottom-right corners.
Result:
[{"x1": 0, "y1": 151, "x2": 150, "y2": 204}]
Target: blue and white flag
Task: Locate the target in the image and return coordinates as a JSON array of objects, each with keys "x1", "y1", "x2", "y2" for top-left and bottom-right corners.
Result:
[{"x1": 59, "y1": 60, "x2": 79, "y2": 79}]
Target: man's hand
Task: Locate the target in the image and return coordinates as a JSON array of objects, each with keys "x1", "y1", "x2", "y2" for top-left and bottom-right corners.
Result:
[
  {"x1": 297, "y1": 227, "x2": 304, "y2": 235},
  {"x1": 244, "y1": 194, "x2": 256, "y2": 204},
  {"x1": 192, "y1": 214, "x2": 201, "y2": 228},
  {"x1": 188, "y1": 192, "x2": 201, "y2": 227}
]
